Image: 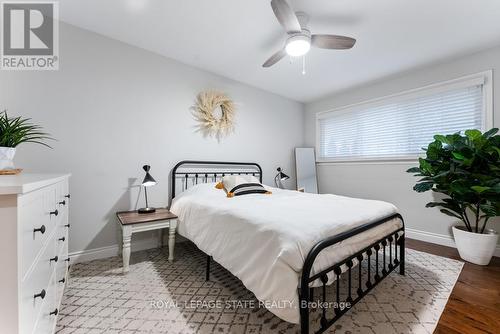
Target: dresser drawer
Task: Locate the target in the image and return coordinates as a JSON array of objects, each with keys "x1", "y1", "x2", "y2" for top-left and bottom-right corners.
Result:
[
  {"x1": 54, "y1": 180, "x2": 69, "y2": 227},
  {"x1": 56, "y1": 222, "x2": 69, "y2": 305},
  {"x1": 32, "y1": 273, "x2": 58, "y2": 334},
  {"x1": 45, "y1": 183, "x2": 64, "y2": 232},
  {"x1": 20, "y1": 232, "x2": 58, "y2": 334},
  {"x1": 20, "y1": 183, "x2": 65, "y2": 279},
  {"x1": 19, "y1": 188, "x2": 51, "y2": 279},
  {"x1": 55, "y1": 220, "x2": 68, "y2": 255},
  {"x1": 55, "y1": 256, "x2": 68, "y2": 304}
]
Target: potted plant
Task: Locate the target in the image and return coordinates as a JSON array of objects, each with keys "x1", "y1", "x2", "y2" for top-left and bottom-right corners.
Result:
[
  {"x1": 407, "y1": 128, "x2": 499, "y2": 265},
  {"x1": 0, "y1": 110, "x2": 53, "y2": 171}
]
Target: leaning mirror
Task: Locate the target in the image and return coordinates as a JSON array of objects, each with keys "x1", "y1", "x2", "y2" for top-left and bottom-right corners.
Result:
[{"x1": 295, "y1": 147, "x2": 318, "y2": 193}]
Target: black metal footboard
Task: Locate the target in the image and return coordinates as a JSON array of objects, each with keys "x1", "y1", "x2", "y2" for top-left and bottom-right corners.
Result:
[{"x1": 299, "y1": 213, "x2": 405, "y2": 334}]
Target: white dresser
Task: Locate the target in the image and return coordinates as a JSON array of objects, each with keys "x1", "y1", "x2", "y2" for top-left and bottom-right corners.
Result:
[{"x1": 0, "y1": 174, "x2": 71, "y2": 334}]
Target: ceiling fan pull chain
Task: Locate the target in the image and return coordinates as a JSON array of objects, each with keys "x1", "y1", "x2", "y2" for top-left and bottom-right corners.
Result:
[{"x1": 302, "y1": 55, "x2": 306, "y2": 75}]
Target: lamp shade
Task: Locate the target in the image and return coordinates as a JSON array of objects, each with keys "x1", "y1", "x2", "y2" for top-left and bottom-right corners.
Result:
[
  {"x1": 277, "y1": 167, "x2": 289, "y2": 181},
  {"x1": 141, "y1": 165, "x2": 157, "y2": 187}
]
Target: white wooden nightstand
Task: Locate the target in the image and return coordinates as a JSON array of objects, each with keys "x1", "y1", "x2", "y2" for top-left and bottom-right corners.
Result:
[{"x1": 116, "y1": 208, "x2": 177, "y2": 273}]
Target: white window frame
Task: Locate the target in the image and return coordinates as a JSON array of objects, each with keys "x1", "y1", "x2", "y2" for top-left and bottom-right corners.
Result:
[{"x1": 316, "y1": 70, "x2": 493, "y2": 163}]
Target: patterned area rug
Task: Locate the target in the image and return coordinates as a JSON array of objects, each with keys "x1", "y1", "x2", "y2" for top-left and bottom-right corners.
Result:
[{"x1": 56, "y1": 242, "x2": 463, "y2": 334}]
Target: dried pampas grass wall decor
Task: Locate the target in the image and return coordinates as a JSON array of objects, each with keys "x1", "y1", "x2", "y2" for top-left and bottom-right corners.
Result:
[{"x1": 192, "y1": 90, "x2": 236, "y2": 141}]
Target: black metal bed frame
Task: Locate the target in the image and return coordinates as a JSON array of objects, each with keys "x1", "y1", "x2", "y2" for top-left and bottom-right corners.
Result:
[{"x1": 171, "y1": 160, "x2": 405, "y2": 334}]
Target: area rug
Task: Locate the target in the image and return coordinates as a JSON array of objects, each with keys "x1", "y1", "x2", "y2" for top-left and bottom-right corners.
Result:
[{"x1": 56, "y1": 242, "x2": 463, "y2": 334}]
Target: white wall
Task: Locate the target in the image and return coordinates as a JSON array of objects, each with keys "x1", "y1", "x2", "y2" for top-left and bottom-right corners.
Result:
[
  {"x1": 0, "y1": 23, "x2": 304, "y2": 257},
  {"x1": 305, "y1": 46, "x2": 500, "y2": 248}
]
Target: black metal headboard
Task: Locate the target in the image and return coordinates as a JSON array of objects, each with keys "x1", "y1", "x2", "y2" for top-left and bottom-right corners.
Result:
[{"x1": 171, "y1": 160, "x2": 263, "y2": 198}]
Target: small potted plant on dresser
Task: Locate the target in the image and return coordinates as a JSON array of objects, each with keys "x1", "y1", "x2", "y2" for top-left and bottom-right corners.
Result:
[
  {"x1": 407, "y1": 128, "x2": 499, "y2": 265},
  {"x1": 0, "y1": 110, "x2": 53, "y2": 173}
]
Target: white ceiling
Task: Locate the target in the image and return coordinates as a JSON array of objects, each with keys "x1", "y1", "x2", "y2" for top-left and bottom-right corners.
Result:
[{"x1": 59, "y1": 0, "x2": 500, "y2": 102}]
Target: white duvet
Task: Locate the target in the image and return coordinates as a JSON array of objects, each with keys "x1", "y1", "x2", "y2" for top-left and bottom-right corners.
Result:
[{"x1": 170, "y1": 183, "x2": 402, "y2": 323}]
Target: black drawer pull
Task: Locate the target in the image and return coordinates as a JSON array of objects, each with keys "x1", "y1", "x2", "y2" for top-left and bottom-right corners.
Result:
[
  {"x1": 50, "y1": 308, "x2": 58, "y2": 316},
  {"x1": 65, "y1": 194, "x2": 70, "y2": 199},
  {"x1": 50, "y1": 209, "x2": 59, "y2": 216},
  {"x1": 50, "y1": 255, "x2": 58, "y2": 263},
  {"x1": 58, "y1": 200, "x2": 66, "y2": 206},
  {"x1": 65, "y1": 257, "x2": 71, "y2": 262},
  {"x1": 34, "y1": 225, "x2": 46, "y2": 234},
  {"x1": 65, "y1": 223, "x2": 70, "y2": 228},
  {"x1": 58, "y1": 236, "x2": 65, "y2": 242},
  {"x1": 58, "y1": 278, "x2": 65, "y2": 284},
  {"x1": 34, "y1": 289, "x2": 46, "y2": 299}
]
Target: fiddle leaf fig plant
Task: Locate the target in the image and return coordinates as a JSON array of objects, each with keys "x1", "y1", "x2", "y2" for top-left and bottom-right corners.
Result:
[{"x1": 407, "y1": 128, "x2": 500, "y2": 234}]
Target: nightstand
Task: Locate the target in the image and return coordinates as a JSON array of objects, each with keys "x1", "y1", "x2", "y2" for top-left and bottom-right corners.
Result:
[{"x1": 116, "y1": 208, "x2": 178, "y2": 273}]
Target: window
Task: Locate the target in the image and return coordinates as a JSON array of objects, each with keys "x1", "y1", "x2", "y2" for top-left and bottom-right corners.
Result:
[{"x1": 317, "y1": 72, "x2": 492, "y2": 162}]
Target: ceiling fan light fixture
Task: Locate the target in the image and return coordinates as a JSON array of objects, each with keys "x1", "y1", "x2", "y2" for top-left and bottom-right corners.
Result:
[
  {"x1": 262, "y1": 0, "x2": 356, "y2": 68},
  {"x1": 285, "y1": 35, "x2": 311, "y2": 57}
]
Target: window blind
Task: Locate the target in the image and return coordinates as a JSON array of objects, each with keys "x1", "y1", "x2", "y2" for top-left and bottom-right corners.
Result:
[{"x1": 318, "y1": 81, "x2": 484, "y2": 161}]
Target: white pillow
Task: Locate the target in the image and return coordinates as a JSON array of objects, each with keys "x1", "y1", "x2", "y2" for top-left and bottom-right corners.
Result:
[
  {"x1": 220, "y1": 175, "x2": 247, "y2": 192},
  {"x1": 217, "y1": 175, "x2": 270, "y2": 197},
  {"x1": 239, "y1": 174, "x2": 261, "y2": 184},
  {"x1": 215, "y1": 174, "x2": 264, "y2": 193}
]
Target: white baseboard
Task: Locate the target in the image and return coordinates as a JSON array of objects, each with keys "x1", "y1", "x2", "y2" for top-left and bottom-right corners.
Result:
[
  {"x1": 69, "y1": 234, "x2": 190, "y2": 264},
  {"x1": 70, "y1": 229, "x2": 499, "y2": 264},
  {"x1": 69, "y1": 238, "x2": 159, "y2": 264},
  {"x1": 406, "y1": 227, "x2": 500, "y2": 257}
]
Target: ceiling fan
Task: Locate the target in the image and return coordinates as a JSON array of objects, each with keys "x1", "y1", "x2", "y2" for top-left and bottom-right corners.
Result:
[{"x1": 263, "y1": 0, "x2": 356, "y2": 68}]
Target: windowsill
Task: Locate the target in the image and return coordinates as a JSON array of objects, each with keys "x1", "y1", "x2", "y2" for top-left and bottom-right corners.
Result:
[{"x1": 317, "y1": 157, "x2": 420, "y2": 165}]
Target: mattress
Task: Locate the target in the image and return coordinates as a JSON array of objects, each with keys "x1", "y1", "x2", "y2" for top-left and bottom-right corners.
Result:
[{"x1": 170, "y1": 183, "x2": 402, "y2": 323}]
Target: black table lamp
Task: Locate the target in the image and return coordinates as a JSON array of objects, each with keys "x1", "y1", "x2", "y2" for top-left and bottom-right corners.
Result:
[
  {"x1": 138, "y1": 165, "x2": 157, "y2": 214},
  {"x1": 274, "y1": 167, "x2": 290, "y2": 188}
]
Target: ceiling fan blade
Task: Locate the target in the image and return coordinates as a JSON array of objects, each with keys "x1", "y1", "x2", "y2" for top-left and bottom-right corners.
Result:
[
  {"x1": 271, "y1": 0, "x2": 302, "y2": 33},
  {"x1": 311, "y1": 34, "x2": 356, "y2": 49},
  {"x1": 262, "y1": 49, "x2": 286, "y2": 67}
]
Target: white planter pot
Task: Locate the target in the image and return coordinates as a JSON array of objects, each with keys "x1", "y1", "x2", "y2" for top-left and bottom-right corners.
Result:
[
  {"x1": 0, "y1": 146, "x2": 16, "y2": 170},
  {"x1": 452, "y1": 225, "x2": 498, "y2": 265}
]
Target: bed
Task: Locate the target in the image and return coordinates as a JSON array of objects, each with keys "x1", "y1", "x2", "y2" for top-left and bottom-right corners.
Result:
[{"x1": 170, "y1": 161, "x2": 405, "y2": 334}]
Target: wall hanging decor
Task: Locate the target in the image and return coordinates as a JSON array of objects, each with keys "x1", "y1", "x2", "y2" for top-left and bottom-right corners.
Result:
[{"x1": 192, "y1": 90, "x2": 236, "y2": 141}]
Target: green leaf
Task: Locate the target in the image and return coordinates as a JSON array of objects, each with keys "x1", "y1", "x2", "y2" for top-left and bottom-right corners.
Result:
[
  {"x1": 490, "y1": 183, "x2": 500, "y2": 193},
  {"x1": 419, "y1": 158, "x2": 433, "y2": 174},
  {"x1": 433, "y1": 134, "x2": 448, "y2": 143},
  {"x1": 406, "y1": 167, "x2": 421, "y2": 173},
  {"x1": 452, "y1": 152, "x2": 465, "y2": 160},
  {"x1": 480, "y1": 202, "x2": 497, "y2": 217},
  {"x1": 493, "y1": 146, "x2": 500, "y2": 157},
  {"x1": 471, "y1": 186, "x2": 490, "y2": 193},
  {"x1": 465, "y1": 129, "x2": 482, "y2": 141},
  {"x1": 483, "y1": 128, "x2": 499, "y2": 138},
  {"x1": 426, "y1": 144, "x2": 440, "y2": 160},
  {"x1": 413, "y1": 182, "x2": 434, "y2": 192},
  {"x1": 0, "y1": 110, "x2": 53, "y2": 148},
  {"x1": 439, "y1": 209, "x2": 462, "y2": 219}
]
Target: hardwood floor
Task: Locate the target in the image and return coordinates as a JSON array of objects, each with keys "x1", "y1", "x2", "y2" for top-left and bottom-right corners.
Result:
[{"x1": 406, "y1": 239, "x2": 500, "y2": 334}]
